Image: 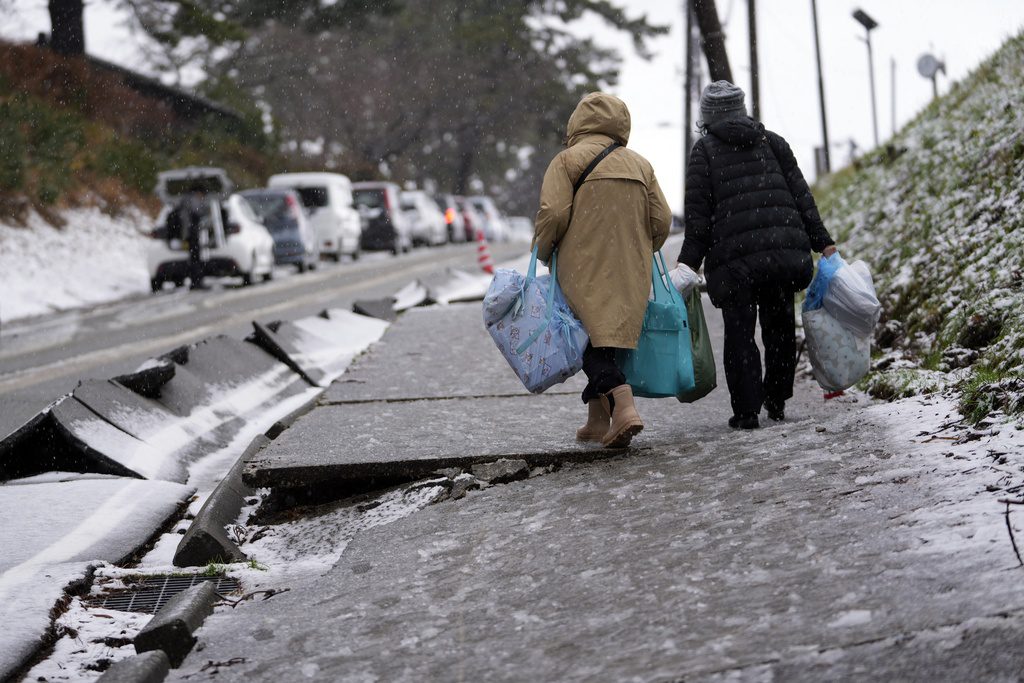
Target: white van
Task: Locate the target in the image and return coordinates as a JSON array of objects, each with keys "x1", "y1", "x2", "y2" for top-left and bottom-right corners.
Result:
[{"x1": 268, "y1": 172, "x2": 362, "y2": 261}]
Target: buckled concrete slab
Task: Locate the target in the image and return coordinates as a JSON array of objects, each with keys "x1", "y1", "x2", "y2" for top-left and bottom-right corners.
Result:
[
  {"x1": 97, "y1": 650, "x2": 170, "y2": 683},
  {"x1": 172, "y1": 436, "x2": 269, "y2": 567},
  {"x1": 165, "y1": 336, "x2": 289, "y2": 406},
  {"x1": 352, "y1": 298, "x2": 398, "y2": 322},
  {"x1": 391, "y1": 279, "x2": 432, "y2": 311},
  {"x1": 242, "y1": 393, "x2": 643, "y2": 490},
  {"x1": 73, "y1": 379, "x2": 180, "y2": 443},
  {"x1": 51, "y1": 396, "x2": 190, "y2": 481},
  {"x1": 112, "y1": 361, "x2": 177, "y2": 400},
  {"x1": 324, "y1": 305, "x2": 584, "y2": 404},
  {"x1": 249, "y1": 321, "x2": 325, "y2": 387},
  {"x1": 0, "y1": 409, "x2": 72, "y2": 481},
  {"x1": 134, "y1": 582, "x2": 218, "y2": 667}
]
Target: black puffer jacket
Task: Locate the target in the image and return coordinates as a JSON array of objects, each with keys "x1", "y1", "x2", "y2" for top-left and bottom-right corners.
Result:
[{"x1": 678, "y1": 117, "x2": 834, "y2": 307}]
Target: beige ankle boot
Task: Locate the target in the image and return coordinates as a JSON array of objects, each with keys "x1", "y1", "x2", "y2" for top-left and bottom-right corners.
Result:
[
  {"x1": 576, "y1": 400, "x2": 610, "y2": 442},
  {"x1": 599, "y1": 384, "x2": 644, "y2": 447}
]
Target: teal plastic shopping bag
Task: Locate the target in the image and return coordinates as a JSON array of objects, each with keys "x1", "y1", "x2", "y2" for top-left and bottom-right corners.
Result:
[{"x1": 617, "y1": 252, "x2": 696, "y2": 398}]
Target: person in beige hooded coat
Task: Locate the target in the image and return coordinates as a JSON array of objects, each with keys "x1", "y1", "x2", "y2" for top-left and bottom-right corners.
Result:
[{"x1": 534, "y1": 92, "x2": 672, "y2": 447}]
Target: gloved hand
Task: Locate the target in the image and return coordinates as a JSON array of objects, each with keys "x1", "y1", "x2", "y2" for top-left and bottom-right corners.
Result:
[{"x1": 668, "y1": 263, "x2": 700, "y2": 295}]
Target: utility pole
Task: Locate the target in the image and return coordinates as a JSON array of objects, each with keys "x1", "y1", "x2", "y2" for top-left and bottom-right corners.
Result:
[
  {"x1": 853, "y1": 8, "x2": 880, "y2": 148},
  {"x1": 747, "y1": 0, "x2": 760, "y2": 120},
  {"x1": 890, "y1": 57, "x2": 897, "y2": 137},
  {"x1": 693, "y1": 0, "x2": 733, "y2": 82},
  {"x1": 810, "y1": 0, "x2": 830, "y2": 173}
]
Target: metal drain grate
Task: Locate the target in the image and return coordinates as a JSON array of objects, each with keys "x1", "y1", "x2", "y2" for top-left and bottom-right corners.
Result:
[{"x1": 90, "y1": 575, "x2": 240, "y2": 614}]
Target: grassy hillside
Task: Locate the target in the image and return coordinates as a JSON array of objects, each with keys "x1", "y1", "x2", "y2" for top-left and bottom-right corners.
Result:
[
  {"x1": 0, "y1": 41, "x2": 280, "y2": 223},
  {"x1": 816, "y1": 30, "x2": 1024, "y2": 422}
]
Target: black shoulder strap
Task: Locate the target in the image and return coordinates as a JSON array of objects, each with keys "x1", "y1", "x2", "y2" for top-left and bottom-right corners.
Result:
[{"x1": 573, "y1": 142, "x2": 620, "y2": 195}]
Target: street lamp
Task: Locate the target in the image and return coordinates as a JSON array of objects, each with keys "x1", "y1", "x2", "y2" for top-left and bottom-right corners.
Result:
[{"x1": 852, "y1": 8, "x2": 880, "y2": 148}]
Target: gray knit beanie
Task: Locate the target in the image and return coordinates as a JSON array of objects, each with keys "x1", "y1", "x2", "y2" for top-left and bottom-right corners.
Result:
[{"x1": 699, "y1": 80, "x2": 747, "y2": 126}]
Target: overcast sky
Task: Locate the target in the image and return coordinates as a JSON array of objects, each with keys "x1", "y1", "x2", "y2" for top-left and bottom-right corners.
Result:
[
  {"x1": 586, "y1": 1, "x2": 1024, "y2": 211},
  {"x1": 3, "y1": 1, "x2": 1024, "y2": 213}
]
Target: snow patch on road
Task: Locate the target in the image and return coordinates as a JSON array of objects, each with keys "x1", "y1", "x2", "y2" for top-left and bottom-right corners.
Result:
[{"x1": 0, "y1": 207, "x2": 152, "y2": 322}]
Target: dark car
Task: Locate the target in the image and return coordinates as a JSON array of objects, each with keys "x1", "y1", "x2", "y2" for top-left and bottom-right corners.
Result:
[
  {"x1": 239, "y1": 189, "x2": 319, "y2": 272},
  {"x1": 352, "y1": 181, "x2": 412, "y2": 255},
  {"x1": 434, "y1": 194, "x2": 468, "y2": 243}
]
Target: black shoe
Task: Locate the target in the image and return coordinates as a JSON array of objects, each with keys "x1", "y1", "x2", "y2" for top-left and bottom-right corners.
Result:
[
  {"x1": 728, "y1": 413, "x2": 760, "y2": 430},
  {"x1": 764, "y1": 400, "x2": 785, "y2": 422}
]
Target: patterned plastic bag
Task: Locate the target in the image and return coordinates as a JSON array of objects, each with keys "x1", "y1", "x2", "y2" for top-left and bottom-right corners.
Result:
[
  {"x1": 802, "y1": 307, "x2": 870, "y2": 392},
  {"x1": 483, "y1": 246, "x2": 589, "y2": 393}
]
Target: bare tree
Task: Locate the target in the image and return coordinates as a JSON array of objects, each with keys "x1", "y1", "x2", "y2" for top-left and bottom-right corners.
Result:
[{"x1": 692, "y1": 0, "x2": 733, "y2": 82}]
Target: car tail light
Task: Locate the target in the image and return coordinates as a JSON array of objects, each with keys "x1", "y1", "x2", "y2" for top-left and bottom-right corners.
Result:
[
  {"x1": 444, "y1": 208, "x2": 455, "y2": 224},
  {"x1": 225, "y1": 222, "x2": 241, "y2": 235},
  {"x1": 285, "y1": 194, "x2": 302, "y2": 219},
  {"x1": 384, "y1": 191, "x2": 393, "y2": 214}
]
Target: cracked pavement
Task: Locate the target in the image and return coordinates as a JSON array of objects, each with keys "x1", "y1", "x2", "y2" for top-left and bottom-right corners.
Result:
[{"x1": 169, "y1": 301, "x2": 1024, "y2": 682}]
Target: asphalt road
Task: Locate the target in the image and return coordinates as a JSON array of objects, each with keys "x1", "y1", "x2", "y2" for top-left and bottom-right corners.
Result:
[{"x1": 0, "y1": 241, "x2": 526, "y2": 439}]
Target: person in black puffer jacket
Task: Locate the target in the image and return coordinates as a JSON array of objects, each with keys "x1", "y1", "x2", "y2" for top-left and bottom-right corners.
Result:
[{"x1": 673, "y1": 81, "x2": 836, "y2": 429}]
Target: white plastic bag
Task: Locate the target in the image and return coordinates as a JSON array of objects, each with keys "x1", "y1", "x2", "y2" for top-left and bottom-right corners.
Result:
[
  {"x1": 802, "y1": 307, "x2": 870, "y2": 392},
  {"x1": 823, "y1": 260, "x2": 881, "y2": 338}
]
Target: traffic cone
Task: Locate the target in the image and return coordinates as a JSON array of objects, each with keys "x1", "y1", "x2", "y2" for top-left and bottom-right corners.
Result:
[{"x1": 476, "y1": 228, "x2": 494, "y2": 274}]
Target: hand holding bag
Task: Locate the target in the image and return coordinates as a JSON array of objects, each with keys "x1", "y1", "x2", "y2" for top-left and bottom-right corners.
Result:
[
  {"x1": 483, "y1": 246, "x2": 589, "y2": 393},
  {"x1": 617, "y1": 252, "x2": 697, "y2": 398}
]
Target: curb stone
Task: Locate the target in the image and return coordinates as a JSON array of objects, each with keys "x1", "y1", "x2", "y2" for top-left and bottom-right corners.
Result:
[
  {"x1": 173, "y1": 385, "x2": 323, "y2": 567},
  {"x1": 133, "y1": 582, "x2": 218, "y2": 667},
  {"x1": 264, "y1": 393, "x2": 322, "y2": 441},
  {"x1": 96, "y1": 650, "x2": 170, "y2": 683},
  {"x1": 172, "y1": 436, "x2": 270, "y2": 567}
]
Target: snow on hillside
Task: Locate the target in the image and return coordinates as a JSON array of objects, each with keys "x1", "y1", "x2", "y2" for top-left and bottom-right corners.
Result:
[
  {"x1": 816, "y1": 30, "x2": 1024, "y2": 420},
  {"x1": 0, "y1": 207, "x2": 152, "y2": 321}
]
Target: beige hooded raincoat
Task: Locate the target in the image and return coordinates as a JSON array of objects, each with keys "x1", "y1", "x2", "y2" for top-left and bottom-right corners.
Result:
[{"x1": 533, "y1": 92, "x2": 672, "y2": 349}]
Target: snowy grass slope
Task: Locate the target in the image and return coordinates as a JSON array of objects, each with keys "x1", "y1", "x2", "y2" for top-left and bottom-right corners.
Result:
[
  {"x1": 0, "y1": 207, "x2": 152, "y2": 321},
  {"x1": 816, "y1": 29, "x2": 1024, "y2": 419}
]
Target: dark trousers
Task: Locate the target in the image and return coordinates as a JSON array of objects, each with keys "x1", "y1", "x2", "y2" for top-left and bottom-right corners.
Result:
[
  {"x1": 187, "y1": 224, "x2": 204, "y2": 286},
  {"x1": 581, "y1": 344, "x2": 626, "y2": 403},
  {"x1": 720, "y1": 286, "x2": 796, "y2": 417}
]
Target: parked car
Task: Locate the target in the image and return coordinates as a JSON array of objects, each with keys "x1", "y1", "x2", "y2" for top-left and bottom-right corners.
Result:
[
  {"x1": 239, "y1": 189, "x2": 319, "y2": 272},
  {"x1": 433, "y1": 194, "x2": 467, "y2": 243},
  {"x1": 506, "y1": 215, "x2": 535, "y2": 243},
  {"x1": 267, "y1": 172, "x2": 362, "y2": 261},
  {"x1": 352, "y1": 181, "x2": 413, "y2": 255},
  {"x1": 401, "y1": 190, "x2": 447, "y2": 246},
  {"x1": 454, "y1": 196, "x2": 486, "y2": 242},
  {"x1": 147, "y1": 167, "x2": 275, "y2": 291},
  {"x1": 469, "y1": 195, "x2": 509, "y2": 242}
]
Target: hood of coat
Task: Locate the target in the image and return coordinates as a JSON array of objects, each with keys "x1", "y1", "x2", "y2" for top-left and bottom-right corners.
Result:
[
  {"x1": 566, "y1": 92, "x2": 631, "y2": 148},
  {"x1": 705, "y1": 116, "x2": 765, "y2": 148}
]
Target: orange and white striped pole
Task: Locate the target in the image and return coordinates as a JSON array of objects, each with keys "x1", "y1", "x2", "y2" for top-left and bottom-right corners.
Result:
[{"x1": 476, "y1": 228, "x2": 494, "y2": 274}]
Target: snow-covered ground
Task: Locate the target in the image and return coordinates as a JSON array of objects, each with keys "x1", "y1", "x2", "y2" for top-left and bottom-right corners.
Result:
[
  {"x1": 0, "y1": 208, "x2": 153, "y2": 321},
  {"x1": 0, "y1": 307, "x2": 391, "y2": 680}
]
